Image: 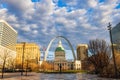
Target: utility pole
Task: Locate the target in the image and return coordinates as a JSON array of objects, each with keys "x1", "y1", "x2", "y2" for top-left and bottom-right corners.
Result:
[{"x1": 107, "y1": 23, "x2": 118, "y2": 78}]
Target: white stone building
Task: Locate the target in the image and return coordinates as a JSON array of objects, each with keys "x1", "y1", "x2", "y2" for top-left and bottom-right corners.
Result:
[{"x1": 0, "y1": 20, "x2": 17, "y2": 68}]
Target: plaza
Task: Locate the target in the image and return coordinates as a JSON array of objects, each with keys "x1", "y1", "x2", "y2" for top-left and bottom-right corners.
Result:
[
  {"x1": 0, "y1": 72, "x2": 119, "y2": 80},
  {"x1": 0, "y1": 0, "x2": 120, "y2": 79}
]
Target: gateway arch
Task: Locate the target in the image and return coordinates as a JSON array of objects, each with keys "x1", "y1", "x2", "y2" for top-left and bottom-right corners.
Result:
[{"x1": 44, "y1": 36, "x2": 76, "y2": 61}]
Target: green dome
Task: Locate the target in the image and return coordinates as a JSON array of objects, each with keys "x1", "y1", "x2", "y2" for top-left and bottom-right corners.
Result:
[
  {"x1": 55, "y1": 40, "x2": 65, "y2": 52},
  {"x1": 55, "y1": 47, "x2": 65, "y2": 52}
]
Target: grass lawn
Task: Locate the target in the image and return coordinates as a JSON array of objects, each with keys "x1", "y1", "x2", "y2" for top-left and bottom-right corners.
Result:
[{"x1": 38, "y1": 70, "x2": 88, "y2": 73}]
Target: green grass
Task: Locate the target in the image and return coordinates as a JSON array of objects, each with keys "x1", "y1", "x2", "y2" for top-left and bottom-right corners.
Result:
[
  {"x1": 62, "y1": 70, "x2": 88, "y2": 73},
  {"x1": 37, "y1": 70, "x2": 88, "y2": 73}
]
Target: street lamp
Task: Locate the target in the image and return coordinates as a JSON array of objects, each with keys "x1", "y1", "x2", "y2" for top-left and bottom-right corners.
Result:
[
  {"x1": 107, "y1": 23, "x2": 118, "y2": 78},
  {"x1": 59, "y1": 63, "x2": 62, "y2": 73}
]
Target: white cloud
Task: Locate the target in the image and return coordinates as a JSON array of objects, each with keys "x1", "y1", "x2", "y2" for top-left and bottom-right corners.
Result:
[
  {"x1": 0, "y1": 8, "x2": 8, "y2": 19},
  {"x1": 7, "y1": 15, "x2": 17, "y2": 22},
  {"x1": 53, "y1": 7, "x2": 67, "y2": 17},
  {"x1": 5, "y1": 0, "x2": 34, "y2": 13},
  {"x1": 0, "y1": 0, "x2": 120, "y2": 51},
  {"x1": 67, "y1": 9, "x2": 87, "y2": 18},
  {"x1": 22, "y1": 26, "x2": 31, "y2": 32},
  {"x1": 35, "y1": 0, "x2": 54, "y2": 15},
  {"x1": 30, "y1": 24, "x2": 38, "y2": 29},
  {"x1": 88, "y1": 0, "x2": 98, "y2": 8},
  {"x1": 33, "y1": 30, "x2": 38, "y2": 34}
]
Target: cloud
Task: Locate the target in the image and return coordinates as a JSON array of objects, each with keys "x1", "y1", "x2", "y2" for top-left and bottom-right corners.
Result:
[
  {"x1": 88, "y1": 0, "x2": 98, "y2": 8},
  {"x1": 4, "y1": 0, "x2": 34, "y2": 19},
  {"x1": 33, "y1": 30, "x2": 38, "y2": 34},
  {"x1": 0, "y1": 0, "x2": 120, "y2": 53},
  {"x1": 22, "y1": 26, "x2": 31, "y2": 32}
]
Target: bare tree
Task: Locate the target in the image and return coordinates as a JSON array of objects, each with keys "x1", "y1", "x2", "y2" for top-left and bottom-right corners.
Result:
[
  {"x1": 114, "y1": 41, "x2": 120, "y2": 75},
  {"x1": 0, "y1": 49, "x2": 12, "y2": 78},
  {"x1": 88, "y1": 39, "x2": 111, "y2": 74},
  {"x1": 25, "y1": 54, "x2": 31, "y2": 76},
  {"x1": 40, "y1": 61, "x2": 53, "y2": 71},
  {"x1": 7, "y1": 58, "x2": 16, "y2": 71}
]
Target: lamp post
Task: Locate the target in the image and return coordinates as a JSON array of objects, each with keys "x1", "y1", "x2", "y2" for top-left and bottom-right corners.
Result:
[
  {"x1": 107, "y1": 23, "x2": 118, "y2": 78},
  {"x1": 21, "y1": 42, "x2": 25, "y2": 76},
  {"x1": 59, "y1": 63, "x2": 62, "y2": 73}
]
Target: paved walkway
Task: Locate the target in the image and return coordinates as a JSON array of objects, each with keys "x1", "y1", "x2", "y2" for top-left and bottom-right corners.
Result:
[{"x1": 0, "y1": 72, "x2": 119, "y2": 80}]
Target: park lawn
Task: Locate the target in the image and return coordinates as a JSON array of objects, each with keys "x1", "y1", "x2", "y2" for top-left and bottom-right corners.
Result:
[{"x1": 38, "y1": 70, "x2": 88, "y2": 73}]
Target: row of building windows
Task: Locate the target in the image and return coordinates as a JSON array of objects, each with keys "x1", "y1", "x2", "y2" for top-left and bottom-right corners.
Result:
[
  {"x1": 54, "y1": 63, "x2": 81, "y2": 67},
  {"x1": 16, "y1": 47, "x2": 38, "y2": 50},
  {"x1": 0, "y1": 22, "x2": 17, "y2": 51}
]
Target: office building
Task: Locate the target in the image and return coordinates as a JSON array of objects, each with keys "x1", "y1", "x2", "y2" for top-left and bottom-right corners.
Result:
[
  {"x1": 112, "y1": 23, "x2": 120, "y2": 43},
  {"x1": 0, "y1": 20, "x2": 17, "y2": 67},
  {"x1": 77, "y1": 44, "x2": 88, "y2": 60},
  {"x1": 76, "y1": 44, "x2": 88, "y2": 70},
  {"x1": 16, "y1": 42, "x2": 40, "y2": 68},
  {"x1": 111, "y1": 23, "x2": 120, "y2": 54},
  {"x1": 0, "y1": 20, "x2": 17, "y2": 51}
]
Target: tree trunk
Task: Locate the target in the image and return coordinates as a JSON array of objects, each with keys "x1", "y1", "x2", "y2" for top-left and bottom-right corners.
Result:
[{"x1": 2, "y1": 60, "x2": 6, "y2": 78}]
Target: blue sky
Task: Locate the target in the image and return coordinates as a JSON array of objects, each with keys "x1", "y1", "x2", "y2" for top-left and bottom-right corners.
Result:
[{"x1": 0, "y1": 0, "x2": 120, "y2": 60}]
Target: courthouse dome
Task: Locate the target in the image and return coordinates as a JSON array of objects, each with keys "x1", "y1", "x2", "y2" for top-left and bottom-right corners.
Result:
[{"x1": 55, "y1": 40, "x2": 65, "y2": 52}]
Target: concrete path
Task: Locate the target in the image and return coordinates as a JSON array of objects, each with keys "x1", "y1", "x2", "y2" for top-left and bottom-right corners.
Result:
[{"x1": 0, "y1": 72, "x2": 119, "y2": 80}]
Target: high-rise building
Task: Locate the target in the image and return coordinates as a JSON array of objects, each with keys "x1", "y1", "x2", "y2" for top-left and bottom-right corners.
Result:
[
  {"x1": 77, "y1": 44, "x2": 88, "y2": 60},
  {"x1": 0, "y1": 20, "x2": 17, "y2": 67},
  {"x1": 0, "y1": 20, "x2": 17, "y2": 51},
  {"x1": 112, "y1": 23, "x2": 120, "y2": 54},
  {"x1": 112, "y1": 22, "x2": 120, "y2": 43},
  {"x1": 16, "y1": 42, "x2": 40, "y2": 65}
]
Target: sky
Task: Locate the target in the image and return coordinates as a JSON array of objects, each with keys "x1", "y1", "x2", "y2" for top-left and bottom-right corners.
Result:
[{"x1": 0, "y1": 0, "x2": 120, "y2": 60}]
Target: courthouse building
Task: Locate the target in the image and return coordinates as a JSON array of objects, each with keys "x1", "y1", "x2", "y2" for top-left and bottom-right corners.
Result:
[
  {"x1": 46, "y1": 40, "x2": 81, "y2": 71},
  {"x1": 0, "y1": 20, "x2": 17, "y2": 67}
]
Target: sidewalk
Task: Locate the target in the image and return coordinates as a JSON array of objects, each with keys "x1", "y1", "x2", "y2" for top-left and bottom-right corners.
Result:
[
  {"x1": 0, "y1": 72, "x2": 39, "y2": 80},
  {"x1": 0, "y1": 72, "x2": 119, "y2": 80}
]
